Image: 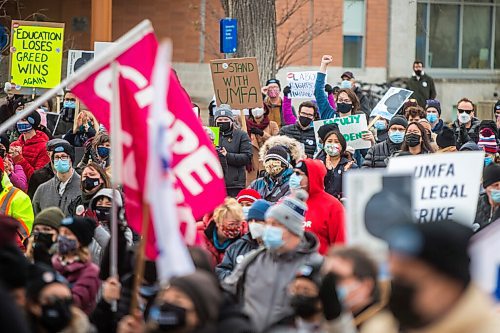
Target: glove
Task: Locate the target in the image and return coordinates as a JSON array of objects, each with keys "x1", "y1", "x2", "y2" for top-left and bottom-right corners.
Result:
[
  {"x1": 325, "y1": 84, "x2": 334, "y2": 94},
  {"x1": 283, "y1": 86, "x2": 291, "y2": 97},
  {"x1": 250, "y1": 127, "x2": 264, "y2": 136},
  {"x1": 319, "y1": 273, "x2": 342, "y2": 321}
]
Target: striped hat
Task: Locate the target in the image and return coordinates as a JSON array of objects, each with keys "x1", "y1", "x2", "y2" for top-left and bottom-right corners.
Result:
[
  {"x1": 236, "y1": 189, "x2": 261, "y2": 205},
  {"x1": 478, "y1": 128, "x2": 498, "y2": 154},
  {"x1": 264, "y1": 146, "x2": 290, "y2": 166}
]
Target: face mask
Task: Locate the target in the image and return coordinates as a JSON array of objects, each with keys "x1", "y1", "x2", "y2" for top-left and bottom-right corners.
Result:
[
  {"x1": 97, "y1": 146, "x2": 110, "y2": 158},
  {"x1": 374, "y1": 120, "x2": 387, "y2": 131},
  {"x1": 149, "y1": 302, "x2": 187, "y2": 331},
  {"x1": 34, "y1": 232, "x2": 55, "y2": 249},
  {"x1": 82, "y1": 177, "x2": 101, "y2": 192},
  {"x1": 290, "y1": 295, "x2": 320, "y2": 319},
  {"x1": 249, "y1": 222, "x2": 265, "y2": 239},
  {"x1": 491, "y1": 189, "x2": 500, "y2": 204},
  {"x1": 414, "y1": 70, "x2": 422, "y2": 76},
  {"x1": 289, "y1": 172, "x2": 303, "y2": 190},
  {"x1": 268, "y1": 88, "x2": 280, "y2": 98},
  {"x1": 298, "y1": 116, "x2": 313, "y2": 128},
  {"x1": 252, "y1": 108, "x2": 265, "y2": 118},
  {"x1": 426, "y1": 113, "x2": 438, "y2": 123},
  {"x1": 95, "y1": 206, "x2": 112, "y2": 223},
  {"x1": 262, "y1": 225, "x2": 284, "y2": 249},
  {"x1": 220, "y1": 224, "x2": 240, "y2": 239},
  {"x1": 337, "y1": 103, "x2": 353, "y2": 114},
  {"x1": 458, "y1": 113, "x2": 471, "y2": 124},
  {"x1": 340, "y1": 80, "x2": 352, "y2": 89},
  {"x1": 324, "y1": 143, "x2": 340, "y2": 157},
  {"x1": 405, "y1": 133, "x2": 421, "y2": 147},
  {"x1": 264, "y1": 159, "x2": 284, "y2": 177},
  {"x1": 389, "y1": 280, "x2": 428, "y2": 329},
  {"x1": 317, "y1": 142, "x2": 323, "y2": 150},
  {"x1": 389, "y1": 131, "x2": 404, "y2": 144},
  {"x1": 242, "y1": 206, "x2": 250, "y2": 220},
  {"x1": 484, "y1": 157, "x2": 493, "y2": 167},
  {"x1": 16, "y1": 121, "x2": 33, "y2": 133},
  {"x1": 217, "y1": 121, "x2": 232, "y2": 133},
  {"x1": 40, "y1": 298, "x2": 73, "y2": 333},
  {"x1": 63, "y1": 100, "x2": 76, "y2": 109},
  {"x1": 54, "y1": 159, "x2": 71, "y2": 173},
  {"x1": 57, "y1": 235, "x2": 78, "y2": 255}
]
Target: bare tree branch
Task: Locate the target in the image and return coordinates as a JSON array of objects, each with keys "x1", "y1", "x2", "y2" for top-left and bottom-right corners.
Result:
[{"x1": 276, "y1": 0, "x2": 309, "y2": 28}]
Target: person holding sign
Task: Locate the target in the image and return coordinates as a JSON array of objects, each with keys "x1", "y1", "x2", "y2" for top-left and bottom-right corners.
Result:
[{"x1": 400, "y1": 122, "x2": 435, "y2": 155}]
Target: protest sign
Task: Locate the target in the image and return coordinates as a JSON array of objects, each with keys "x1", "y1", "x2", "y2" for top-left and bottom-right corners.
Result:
[
  {"x1": 67, "y1": 50, "x2": 94, "y2": 77},
  {"x1": 210, "y1": 57, "x2": 262, "y2": 109},
  {"x1": 286, "y1": 71, "x2": 322, "y2": 99},
  {"x1": 370, "y1": 87, "x2": 413, "y2": 120},
  {"x1": 205, "y1": 127, "x2": 220, "y2": 146},
  {"x1": 313, "y1": 115, "x2": 371, "y2": 150},
  {"x1": 344, "y1": 170, "x2": 413, "y2": 261},
  {"x1": 387, "y1": 151, "x2": 483, "y2": 226},
  {"x1": 10, "y1": 20, "x2": 64, "y2": 88}
]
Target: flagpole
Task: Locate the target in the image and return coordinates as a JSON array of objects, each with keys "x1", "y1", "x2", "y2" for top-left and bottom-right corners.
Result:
[{"x1": 130, "y1": 202, "x2": 150, "y2": 313}]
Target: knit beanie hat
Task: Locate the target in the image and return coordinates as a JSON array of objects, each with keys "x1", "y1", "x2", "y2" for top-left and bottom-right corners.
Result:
[
  {"x1": 478, "y1": 128, "x2": 498, "y2": 154},
  {"x1": 26, "y1": 110, "x2": 41, "y2": 129},
  {"x1": 247, "y1": 199, "x2": 271, "y2": 221},
  {"x1": 169, "y1": 270, "x2": 222, "y2": 323},
  {"x1": 318, "y1": 123, "x2": 339, "y2": 142},
  {"x1": 0, "y1": 135, "x2": 10, "y2": 152},
  {"x1": 459, "y1": 142, "x2": 481, "y2": 151},
  {"x1": 295, "y1": 160, "x2": 308, "y2": 177},
  {"x1": 389, "y1": 115, "x2": 408, "y2": 129},
  {"x1": 236, "y1": 188, "x2": 261, "y2": 205},
  {"x1": 60, "y1": 216, "x2": 96, "y2": 247},
  {"x1": 266, "y1": 78, "x2": 281, "y2": 89},
  {"x1": 34, "y1": 207, "x2": 64, "y2": 231},
  {"x1": 89, "y1": 188, "x2": 124, "y2": 210},
  {"x1": 46, "y1": 138, "x2": 69, "y2": 152},
  {"x1": 51, "y1": 141, "x2": 75, "y2": 163},
  {"x1": 264, "y1": 145, "x2": 290, "y2": 166},
  {"x1": 26, "y1": 263, "x2": 68, "y2": 301},
  {"x1": 425, "y1": 99, "x2": 441, "y2": 115},
  {"x1": 213, "y1": 104, "x2": 234, "y2": 122},
  {"x1": 265, "y1": 190, "x2": 308, "y2": 237},
  {"x1": 436, "y1": 126, "x2": 456, "y2": 149},
  {"x1": 483, "y1": 163, "x2": 500, "y2": 188},
  {"x1": 0, "y1": 244, "x2": 29, "y2": 290}
]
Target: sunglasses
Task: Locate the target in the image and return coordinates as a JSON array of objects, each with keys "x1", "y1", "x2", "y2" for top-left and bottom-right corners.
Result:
[{"x1": 457, "y1": 109, "x2": 473, "y2": 114}]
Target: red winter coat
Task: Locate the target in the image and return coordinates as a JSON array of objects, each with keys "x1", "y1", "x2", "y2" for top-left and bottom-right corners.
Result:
[
  {"x1": 52, "y1": 255, "x2": 100, "y2": 315},
  {"x1": 196, "y1": 215, "x2": 247, "y2": 267},
  {"x1": 303, "y1": 159, "x2": 346, "y2": 254},
  {"x1": 13, "y1": 131, "x2": 50, "y2": 180}
]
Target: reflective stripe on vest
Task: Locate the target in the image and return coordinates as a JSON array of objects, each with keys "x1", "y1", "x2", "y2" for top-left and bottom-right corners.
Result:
[{"x1": 0, "y1": 187, "x2": 29, "y2": 240}]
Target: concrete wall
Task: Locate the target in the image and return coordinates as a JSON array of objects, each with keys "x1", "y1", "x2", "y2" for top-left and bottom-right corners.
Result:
[{"x1": 388, "y1": 0, "x2": 417, "y2": 78}]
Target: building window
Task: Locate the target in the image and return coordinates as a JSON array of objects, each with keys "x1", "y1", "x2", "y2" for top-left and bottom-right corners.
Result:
[
  {"x1": 343, "y1": 0, "x2": 365, "y2": 68},
  {"x1": 416, "y1": 0, "x2": 500, "y2": 70}
]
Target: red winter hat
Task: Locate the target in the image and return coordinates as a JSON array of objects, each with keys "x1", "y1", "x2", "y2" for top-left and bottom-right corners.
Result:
[
  {"x1": 0, "y1": 156, "x2": 5, "y2": 173},
  {"x1": 236, "y1": 189, "x2": 261, "y2": 204}
]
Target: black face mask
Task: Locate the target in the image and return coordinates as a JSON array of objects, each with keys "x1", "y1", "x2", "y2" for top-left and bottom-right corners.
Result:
[
  {"x1": 39, "y1": 298, "x2": 73, "y2": 333},
  {"x1": 95, "y1": 206, "x2": 112, "y2": 223},
  {"x1": 414, "y1": 70, "x2": 422, "y2": 76},
  {"x1": 298, "y1": 116, "x2": 313, "y2": 128},
  {"x1": 217, "y1": 121, "x2": 232, "y2": 133},
  {"x1": 82, "y1": 177, "x2": 101, "y2": 192},
  {"x1": 290, "y1": 294, "x2": 320, "y2": 319},
  {"x1": 337, "y1": 103, "x2": 353, "y2": 114},
  {"x1": 405, "y1": 133, "x2": 421, "y2": 147},
  {"x1": 34, "y1": 232, "x2": 55, "y2": 249},
  {"x1": 149, "y1": 302, "x2": 187, "y2": 332},
  {"x1": 389, "y1": 280, "x2": 428, "y2": 330}
]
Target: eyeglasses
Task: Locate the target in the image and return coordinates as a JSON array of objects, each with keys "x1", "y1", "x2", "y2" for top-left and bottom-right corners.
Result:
[
  {"x1": 457, "y1": 109, "x2": 473, "y2": 114},
  {"x1": 299, "y1": 112, "x2": 315, "y2": 119},
  {"x1": 53, "y1": 155, "x2": 69, "y2": 161},
  {"x1": 337, "y1": 99, "x2": 352, "y2": 104},
  {"x1": 64, "y1": 98, "x2": 76, "y2": 102}
]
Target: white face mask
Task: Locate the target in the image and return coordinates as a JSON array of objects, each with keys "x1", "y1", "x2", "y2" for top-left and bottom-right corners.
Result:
[
  {"x1": 248, "y1": 222, "x2": 265, "y2": 239},
  {"x1": 252, "y1": 108, "x2": 265, "y2": 118},
  {"x1": 242, "y1": 206, "x2": 250, "y2": 220},
  {"x1": 458, "y1": 113, "x2": 471, "y2": 124}
]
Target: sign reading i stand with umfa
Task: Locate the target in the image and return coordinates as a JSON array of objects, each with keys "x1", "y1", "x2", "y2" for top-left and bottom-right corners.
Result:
[{"x1": 220, "y1": 18, "x2": 237, "y2": 54}]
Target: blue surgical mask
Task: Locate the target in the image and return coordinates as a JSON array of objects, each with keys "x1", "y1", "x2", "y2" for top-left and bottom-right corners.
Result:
[
  {"x1": 262, "y1": 225, "x2": 284, "y2": 249},
  {"x1": 485, "y1": 157, "x2": 493, "y2": 167},
  {"x1": 426, "y1": 113, "x2": 438, "y2": 123},
  {"x1": 97, "y1": 146, "x2": 110, "y2": 158},
  {"x1": 63, "y1": 100, "x2": 76, "y2": 109},
  {"x1": 16, "y1": 121, "x2": 33, "y2": 133},
  {"x1": 289, "y1": 172, "x2": 303, "y2": 190},
  {"x1": 374, "y1": 120, "x2": 387, "y2": 131},
  {"x1": 54, "y1": 159, "x2": 71, "y2": 173},
  {"x1": 491, "y1": 189, "x2": 500, "y2": 204},
  {"x1": 317, "y1": 142, "x2": 324, "y2": 150},
  {"x1": 336, "y1": 286, "x2": 348, "y2": 301},
  {"x1": 340, "y1": 80, "x2": 352, "y2": 89},
  {"x1": 389, "y1": 131, "x2": 404, "y2": 144}
]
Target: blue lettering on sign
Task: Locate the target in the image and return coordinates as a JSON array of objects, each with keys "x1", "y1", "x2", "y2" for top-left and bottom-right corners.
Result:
[{"x1": 220, "y1": 18, "x2": 238, "y2": 54}]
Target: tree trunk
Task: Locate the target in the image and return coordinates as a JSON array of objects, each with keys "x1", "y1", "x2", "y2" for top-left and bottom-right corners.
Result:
[{"x1": 220, "y1": 0, "x2": 277, "y2": 84}]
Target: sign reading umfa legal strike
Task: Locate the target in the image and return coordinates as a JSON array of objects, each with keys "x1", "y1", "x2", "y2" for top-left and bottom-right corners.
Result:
[
  {"x1": 10, "y1": 20, "x2": 65, "y2": 88},
  {"x1": 387, "y1": 151, "x2": 483, "y2": 226},
  {"x1": 313, "y1": 115, "x2": 371, "y2": 150},
  {"x1": 210, "y1": 57, "x2": 262, "y2": 110}
]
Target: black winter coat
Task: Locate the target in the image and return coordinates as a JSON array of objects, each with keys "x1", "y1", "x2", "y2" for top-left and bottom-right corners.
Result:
[
  {"x1": 362, "y1": 139, "x2": 402, "y2": 168},
  {"x1": 220, "y1": 128, "x2": 252, "y2": 190},
  {"x1": 279, "y1": 123, "x2": 317, "y2": 158},
  {"x1": 317, "y1": 152, "x2": 358, "y2": 199},
  {"x1": 27, "y1": 162, "x2": 54, "y2": 198},
  {"x1": 406, "y1": 73, "x2": 437, "y2": 107},
  {"x1": 215, "y1": 233, "x2": 260, "y2": 281},
  {"x1": 474, "y1": 192, "x2": 498, "y2": 230},
  {"x1": 452, "y1": 118, "x2": 481, "y2": 149}
]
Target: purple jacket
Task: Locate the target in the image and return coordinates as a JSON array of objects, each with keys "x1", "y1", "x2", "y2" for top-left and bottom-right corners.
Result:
[
  {"x1": 52, "y1": 255, "x2": 100, "y2": 315},
  {"x1": 9, "y1": 164, "x2": 27, "y2": 192},
  {"x1": 282, "y1": 93, "x2": 336, "y2": 124}
]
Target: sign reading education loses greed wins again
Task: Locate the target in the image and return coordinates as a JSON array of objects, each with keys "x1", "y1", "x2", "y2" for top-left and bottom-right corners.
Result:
[{"x1": 10, "y1": 21, "x2": 65, "y2": 88}]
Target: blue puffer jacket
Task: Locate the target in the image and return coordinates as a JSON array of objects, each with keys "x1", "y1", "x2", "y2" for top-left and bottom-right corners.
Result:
[
  {"x1": 215, "y1": 233, "x2": 260, "y2": 281},
  {"x1": 249, "y1": 168, "x2": 293, "y2": 203}
]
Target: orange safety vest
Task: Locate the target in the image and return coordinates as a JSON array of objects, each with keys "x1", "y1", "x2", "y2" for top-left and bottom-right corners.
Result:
[{"x1": 0, "y1": 187, "x2": 30, "y2": 242}]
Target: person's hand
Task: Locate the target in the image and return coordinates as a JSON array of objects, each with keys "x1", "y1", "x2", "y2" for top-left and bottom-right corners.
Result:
[
  {"x1": 9, "y1": 146, "x2": 21, "y2": 158},
  {"x1": 362, "y1": 131, "x2": 375, "y2": 144},
  {"x1": 220, "y1": 147, "x2": 228, "y2": 156},
  {"x1": 261, "y1": 86, "x2": 269, "y2": 95},
  {"x1": 250, "y1": 127, "x2": 264, "y2": 136},
  {"x1": 325, "y1": 84, "x2": 334, "y2": 94},
  {"x1": 3, "y1": 158, "x2": 12, "y2": 175},
  {"x1": 344, "y1": 160, "x2": 355, "y2": 171},
  {"x1": 117, "y1": 310, "x2": 145, "y2": 333},
  {"x1": 102, "y1": 276, "x2": 121, "y2": 303},
  {"x1": 283, "y1": 86, "x2": 291, "y2": 97},
  {"x1": 321, "y1": 55, "x2": 333, "y2": 65}
]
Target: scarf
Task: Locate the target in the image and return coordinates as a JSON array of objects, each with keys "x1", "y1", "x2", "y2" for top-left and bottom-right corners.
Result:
[{"x1": 246, "y1": 116, "x2": 270, "y2": 137}]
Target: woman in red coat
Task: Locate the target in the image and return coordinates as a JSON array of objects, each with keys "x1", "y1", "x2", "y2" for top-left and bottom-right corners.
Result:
[{"x1": 196, "y1": 197, "x2": 246, "y2": 266}]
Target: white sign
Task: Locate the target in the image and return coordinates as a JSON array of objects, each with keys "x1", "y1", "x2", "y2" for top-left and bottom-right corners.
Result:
[
  {"x1": 94, "y1": 41, "x2": 115, "y2": 57},
  {"x1": 387, "y1": 151, "x2": 484, "y2": 226},
  {"x1": 286, "y1": 71, "x2": 323, "y2": 99},
  {"x1": 370, "y1": 87, "x2": 413, "y2": 120},
  {"x1": 66, "y1": 50, "x2": 94, "y2": 78},
  {"x1": 313, "y1": 115, "x2": 371, "y2": 150}
]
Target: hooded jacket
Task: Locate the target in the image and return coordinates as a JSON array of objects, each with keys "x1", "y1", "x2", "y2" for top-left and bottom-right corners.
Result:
[
  {"x1": 13, "y1": 130, "x2": 50, "y2": 180},
  {"x1": 249, "y1": 168, "x2": 293, "y2": 203},
  {"x1": 222, "y1": 232, "x2": 320, "y2": 333},
  {"x1": 215, "y1": 233, "x2": 260, "y2": 281},
  {"x1": 302, "y1": 159, "x2": 346, "y2": 254},
  {"x1": 32, "y1": 170, "x2": 81, "y2": 215}
]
